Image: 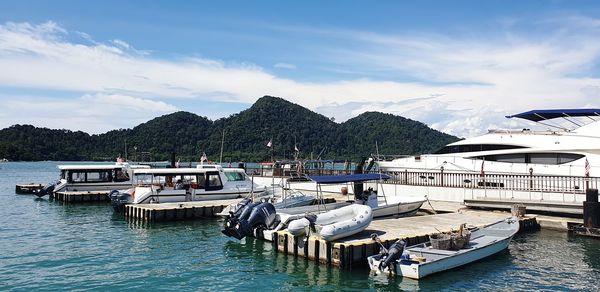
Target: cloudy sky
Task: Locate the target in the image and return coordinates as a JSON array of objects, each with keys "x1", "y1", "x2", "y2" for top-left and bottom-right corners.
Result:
[{"x1": 1, "y1": 0, "x2": 600, "y2": 137}]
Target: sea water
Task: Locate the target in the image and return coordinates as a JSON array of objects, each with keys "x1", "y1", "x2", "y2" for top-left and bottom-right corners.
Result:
[{"x1": 1, "y1": 162, "x2": 599, "y2": 291}]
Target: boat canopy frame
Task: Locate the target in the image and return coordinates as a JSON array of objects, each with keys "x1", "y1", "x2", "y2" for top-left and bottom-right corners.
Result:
[{"x1": 506, "y1": 109, "x2": 600, "y2": 130}]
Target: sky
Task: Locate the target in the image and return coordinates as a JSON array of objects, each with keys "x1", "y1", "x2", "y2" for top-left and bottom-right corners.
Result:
[{"x1": 2, "y1": 0, "x2": 600, "y2": 138}]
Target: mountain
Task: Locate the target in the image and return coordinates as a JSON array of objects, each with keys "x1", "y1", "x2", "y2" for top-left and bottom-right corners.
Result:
[{"x1": 0, "y1": 96, "x2": 459, "y2": 162}]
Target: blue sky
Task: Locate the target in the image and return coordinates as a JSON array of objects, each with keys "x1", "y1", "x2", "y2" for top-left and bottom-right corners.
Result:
[{"x1": 1, "y1": 0, "x2": 600, "y2": 136}]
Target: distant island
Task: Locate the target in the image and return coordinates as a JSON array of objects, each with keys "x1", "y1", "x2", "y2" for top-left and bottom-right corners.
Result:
[{"x1": 0, "y1": 96, "x2": 459, "y2": 162}]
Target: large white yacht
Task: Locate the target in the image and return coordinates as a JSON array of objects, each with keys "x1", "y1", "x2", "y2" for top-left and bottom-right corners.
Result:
[{"x1": 378, "y1": 109, "x2": 600, "y2": 177}]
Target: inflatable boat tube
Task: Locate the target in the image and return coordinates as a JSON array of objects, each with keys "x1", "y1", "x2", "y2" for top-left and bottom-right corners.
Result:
[{"x1": 287, "y1": 204, "x2": 373, "y2": 241}]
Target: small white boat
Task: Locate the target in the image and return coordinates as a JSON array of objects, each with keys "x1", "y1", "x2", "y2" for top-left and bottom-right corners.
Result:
[
  {"x1": 308, "y1": 173, "x2": 424, "y2": 219},
  {"x1": 287, "y1": 204, "x2": 373, "y2": 241},
  {"x1": 368, "y1": 217, "x2": 520, "y2": 279},
  {"x1": 35, "y1": 162, "x2": 149, "y2": 197},
  {"x1": 110, "y1": 165, "x2": 266, "y2": 211}
]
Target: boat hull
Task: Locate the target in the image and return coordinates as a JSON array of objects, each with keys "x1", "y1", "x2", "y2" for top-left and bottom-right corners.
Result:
[{"x1": 372, "y1": 200, "x2": 424, "y2": 218}]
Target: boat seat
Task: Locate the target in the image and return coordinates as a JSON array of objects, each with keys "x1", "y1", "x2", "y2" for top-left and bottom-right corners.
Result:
[{"x1": 408, "y1": 247, "x2": 459, "y2": 256}]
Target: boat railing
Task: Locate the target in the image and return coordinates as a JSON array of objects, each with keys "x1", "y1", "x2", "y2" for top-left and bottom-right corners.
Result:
[{"x1": 377, "y1": 169, "x2": 598, "y2": 195}]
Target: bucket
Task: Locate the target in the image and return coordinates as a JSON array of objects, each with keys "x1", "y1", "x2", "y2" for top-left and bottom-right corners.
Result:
[
  {"x1": 429, "y1": 233, "x2": 452, "y2": 250},
  {"x1": 450, "y1": 230, "x2": 471, "y2": 250}
]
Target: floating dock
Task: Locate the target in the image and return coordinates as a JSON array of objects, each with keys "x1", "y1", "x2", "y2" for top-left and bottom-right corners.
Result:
[
  {"x1": 15, "y1": 183, "x2": 43, "y2": 194},
  {"x1": 52, "y1": 191, "x2": 110, "y2": 202},
  {"x1": 124, "y1": 198, "x2": 243, "y2": 222},
  {"x1": 270, "y1": 211, "x2": 540, "y2": 269}
]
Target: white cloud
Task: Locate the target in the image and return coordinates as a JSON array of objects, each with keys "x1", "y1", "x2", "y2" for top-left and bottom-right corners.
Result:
[
  {"x1": 274, "y1": 62, "x2": 297, "y2": 69},
  {"x1": 1, "y1": 20, "x2": 600, "y2": 137},
  {"x1": 0, "y1": 93, "x2": 178, "y2": 133}
]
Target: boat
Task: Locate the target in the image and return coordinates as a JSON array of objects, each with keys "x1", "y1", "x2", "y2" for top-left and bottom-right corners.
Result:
[
  {"x1": 109, "y1": 165, "x2": 266, "y2": 212},
  {"x1": 367, "y1": 217, "x2": 520, "y2": 279},
  {"x1": 34, "y1": 162, "x2": 149, "y2": 197},
  {"x1": 378, "y1": 109, "x2": 600, "y2": 176},
  {"x1": 0, "y1": 158, "x2": 8, "y2": 162},
  {"x1": 287, "y1": 204, "x2": 373, "y2": 241},
  {"x1": 307, "y1": 173, "x2": 425, "y2": 218}
]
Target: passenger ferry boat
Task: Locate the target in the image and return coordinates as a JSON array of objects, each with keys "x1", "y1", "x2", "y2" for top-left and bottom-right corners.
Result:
[
  {"x1": 110, "y1": 165, "x2": 267, "y2": 211},
  {"x1": 36, "y1": 162, "x2": 149, "y2": 197}
]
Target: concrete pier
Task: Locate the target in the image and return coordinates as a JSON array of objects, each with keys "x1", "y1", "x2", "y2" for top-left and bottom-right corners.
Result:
[
  {"x1": 52, "y1": 191, "x2": 110, "y2": 202},
  {"x1": 271, "y1": 211, "x2": 540, "y2": 269},
  {"x1": 124, "y1": 199, "x2": 242, "y2": 222}
]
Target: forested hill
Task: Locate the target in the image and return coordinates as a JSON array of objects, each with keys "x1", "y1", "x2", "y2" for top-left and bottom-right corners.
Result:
[{"x1": 0, "y1": 96, "x2": 459, "y2": 161}]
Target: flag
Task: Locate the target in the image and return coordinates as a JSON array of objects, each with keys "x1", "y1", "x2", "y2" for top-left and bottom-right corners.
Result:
[
  {"x1": 201, "y1": 152, "x2": 208, "y2": 163},
  {"x1": 266, "y1": 139, "x2": 272, "y2": 148},
  {"x1": 175, "y1": 158, "x2": 180, "y2": 168},
  {"x1": 585, "y1": 158, "x2": 590, "y2": 177},
  {"x1": 480, "y1": 159, "x2": 485, "y2": 177},
  {"x1": 294, "y1": 144, "x2": 299, "y2": 152}
]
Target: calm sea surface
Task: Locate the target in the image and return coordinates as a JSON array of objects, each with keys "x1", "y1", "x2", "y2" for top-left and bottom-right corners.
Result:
[{"x1": 1, "y1": 162, "x2": 600, "y2": 291}]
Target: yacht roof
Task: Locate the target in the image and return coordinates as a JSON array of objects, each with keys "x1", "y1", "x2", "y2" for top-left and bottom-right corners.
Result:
[
  {"x1": 133, "y1": 168, "x2": 219, "y2": 175},
  {"x1": 506, "y1": 109, "x2": 600, "y2": 122},
  {"x1": 308, "y1": 173, "x2": 390, "y2": 184}
]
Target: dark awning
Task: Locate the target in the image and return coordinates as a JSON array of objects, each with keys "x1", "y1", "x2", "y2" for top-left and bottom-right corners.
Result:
[
  {"x1": 506, "y1": 109, "x2": 600, "y2": 122},
  {"x1": 308, "y1": 173, "x2": 390, "y2": 184}
]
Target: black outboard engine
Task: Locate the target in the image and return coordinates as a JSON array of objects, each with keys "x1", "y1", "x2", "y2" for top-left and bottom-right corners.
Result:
[
  {"x1": 226, "y1": 202, "x2": 277, "y2": 240},
  {"x1": 110, "y1": 190, "x2": 132, "y2": 213},
  {"x1": 222, "y1": 200, "x2": 261, "y2": 237},
  {"x1": 379, "y1": 239, "x2": 406, "y2": 272},
  {"x1": 35, "y1": 181, "x2": 58, "y2": 198}
]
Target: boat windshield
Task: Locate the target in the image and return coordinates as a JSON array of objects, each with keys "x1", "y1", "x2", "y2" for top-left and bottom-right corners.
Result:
[{"x1": 224, "y1": 171, "x2": 246, "y2": 181}]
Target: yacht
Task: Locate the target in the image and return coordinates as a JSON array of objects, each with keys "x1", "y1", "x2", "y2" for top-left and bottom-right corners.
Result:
[
  {"x1": 375, "y1": 109, "x2": 600, "y2": 208},
  {"x1": 35, "y1": 162, "x2": 149, "y2": 197},
  {"x1": 109, "y1": 165, "x2": 267, "y2": 211},
  {"x1": 378, "y1": 109, "x2": 600, "y2": 177}
]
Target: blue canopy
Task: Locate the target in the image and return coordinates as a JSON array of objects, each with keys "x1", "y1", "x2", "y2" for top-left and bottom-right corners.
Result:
[
  {"x1": 506, "y1": 109, "x2": 600, "y2": 122},
  {"x1": 308, "y1": 173, "x2": 390, "y2": 184}
]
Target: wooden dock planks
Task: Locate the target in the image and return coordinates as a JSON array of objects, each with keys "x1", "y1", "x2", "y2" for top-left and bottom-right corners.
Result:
[
  {"x1": 52, "y1": 191, "x2": 110, "y2": 202},
  {"x1": 123, "y1": 199, "x2": 242, "y2": 222}
]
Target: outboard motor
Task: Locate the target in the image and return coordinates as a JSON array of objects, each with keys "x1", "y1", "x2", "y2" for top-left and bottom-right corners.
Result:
[
  {"x1": 379, "y1": 239, "x2": 406, "y2": 272},
  {"x1": 110, "y1": 190, "x2": 132, "y2": 213},
  {"x1": 35, "y1": 181, "x2": 58, "y2": 198},
  {"x1": 222, "y1": 200, "x2": 261, "y2": 237},
  {"x1": 226, "y1": 202, "x2": 277, "y2": 240}
]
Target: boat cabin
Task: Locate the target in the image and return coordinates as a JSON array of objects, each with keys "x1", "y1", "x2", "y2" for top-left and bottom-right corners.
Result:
[
  {"x1": 131, "y1": 166, "x2": 251, "y2": 191},
  {"x1": 58, "y1": 163, "x2": 149, "y2": 184}
]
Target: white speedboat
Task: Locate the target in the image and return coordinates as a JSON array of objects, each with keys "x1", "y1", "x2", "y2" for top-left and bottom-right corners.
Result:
[
  {"x1": 110, "y1": 165, "x2": 266, "y2": 212},
  {"x1": 35, "y1": 162, "x2": 149, "y2": 197},
  {"x1": 368, "y1": 217, "x2": 520, "y2": 279},
  {"x1": 378, "y1": 109, "x2": 600, "y2": 176},
  {"x1": 308, "y1": 174, "x2": 425, "y2": 219}
]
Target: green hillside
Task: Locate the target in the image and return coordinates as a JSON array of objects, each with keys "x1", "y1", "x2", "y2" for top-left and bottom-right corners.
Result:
[{"x1": 0, "y1": 96, "x2": 459, "y2": 162}]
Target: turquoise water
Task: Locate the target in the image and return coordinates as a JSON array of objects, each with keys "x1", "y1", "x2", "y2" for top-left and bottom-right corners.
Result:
[{"x1": 1, "y1": 162, "x2": 600, "y2": 291}]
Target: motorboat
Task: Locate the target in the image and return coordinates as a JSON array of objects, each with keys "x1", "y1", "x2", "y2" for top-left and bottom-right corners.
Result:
[
  {"x1": 307, "y1": 173, "x2": 425, "y2": 219},
  {"x1": 287, "y1": 204, "x2": 373, "y2": 241},
  {"x1": 109, "y1": 165, "x2": 266, "y2": 212},
  {"x1": 368, "y1": 217, "x2": 520, "y2": 279},
  {"x1": 377, "y1": 109, "x2": 600, "y2": 176},
  {"x1": 35, "y1": 162, "x2": 149, "y2": 197}
]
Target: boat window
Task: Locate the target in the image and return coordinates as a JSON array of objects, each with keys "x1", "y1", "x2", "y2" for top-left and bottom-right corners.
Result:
[
  {"x1": 224, "y1": 171, "x2": 245, "y2": 181},
  {"x1": 434, "y1": 144, "x2": 527, "y2": 154},
  {"x1": 71, "y1": 171, "x2": 86, "y2": 183},
  {"x1": 559, "y1": 153, "x2": 584, "y2": 164},
  {"x1": 206, "y1": 172, "x2": 223, "y2": 190},
  {"x1": 470, "y1": 153, "x2": 584, "y2": 165},
  {"x1": 86, "y1": 171, "x2": 112, "y2": 183},
  {"x1": 60, "y1": 170, "x2": 67, "y2": 180},
  {"x1": 113, "y1": 168, "x2": 130, "y2": 182}
]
